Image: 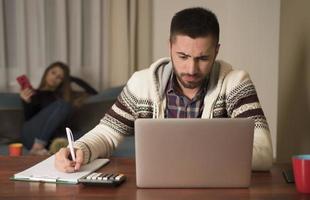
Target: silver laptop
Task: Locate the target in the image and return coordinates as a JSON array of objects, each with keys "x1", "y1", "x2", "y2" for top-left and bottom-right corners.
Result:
[{"x1": 135, "y1": 118, "x2": 254, "y2": 188}]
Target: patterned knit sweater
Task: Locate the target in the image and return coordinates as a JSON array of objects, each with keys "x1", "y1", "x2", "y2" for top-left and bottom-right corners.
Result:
[{"x1": 74, "y1": 57, "x2": 273, "y2": 171}]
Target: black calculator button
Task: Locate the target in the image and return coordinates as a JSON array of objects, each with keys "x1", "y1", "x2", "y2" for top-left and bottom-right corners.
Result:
[{"x1": 110, "y1": 174, "x2": 118, "y2": 180}]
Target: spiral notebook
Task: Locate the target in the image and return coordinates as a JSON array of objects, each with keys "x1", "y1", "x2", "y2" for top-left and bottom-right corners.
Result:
[{"x1": 12, "y1": 155, "x2": 109, "y2": 184}]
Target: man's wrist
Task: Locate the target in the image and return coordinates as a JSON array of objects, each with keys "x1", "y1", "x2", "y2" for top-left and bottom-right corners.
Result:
[{"x1": 73, "y1": 141, "x2": 91, "y2": 164}]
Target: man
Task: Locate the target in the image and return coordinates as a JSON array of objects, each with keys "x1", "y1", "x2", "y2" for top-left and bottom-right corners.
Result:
[{"x1": 55, "y1": 7, "x2": 273, "y2": 172}]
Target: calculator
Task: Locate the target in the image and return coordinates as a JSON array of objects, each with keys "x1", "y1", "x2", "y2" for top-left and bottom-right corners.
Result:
[{"x1": 79, "y1": 173, "x2": 126, "y2": 186}]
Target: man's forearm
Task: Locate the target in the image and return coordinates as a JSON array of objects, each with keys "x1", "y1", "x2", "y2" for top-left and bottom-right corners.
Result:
[{"x1": 74, "y1": 123, "x2": 124, "y2": 164}]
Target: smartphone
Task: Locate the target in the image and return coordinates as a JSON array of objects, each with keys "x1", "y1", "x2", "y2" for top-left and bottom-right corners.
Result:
[{"x1": 16, "y1": 75, "x2": 33, "y2": 90}]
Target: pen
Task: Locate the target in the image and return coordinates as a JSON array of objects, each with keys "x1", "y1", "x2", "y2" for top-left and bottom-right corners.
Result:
[{"x1": 66, "y1": 127, "x2": 76, "y2": 161}]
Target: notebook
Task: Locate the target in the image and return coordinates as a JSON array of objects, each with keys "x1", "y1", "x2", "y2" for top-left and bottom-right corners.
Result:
[
  {"x1": 12, "y1": 155, "x2": 109, "y2": 184},
  {"x1": 135, "y1": 118, "x2": 254, "y2": 188}
]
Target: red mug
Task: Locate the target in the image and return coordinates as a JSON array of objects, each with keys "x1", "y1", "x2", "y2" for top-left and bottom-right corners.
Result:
[
  {"x1": 292, "y1": 155, "x2": 310, "y2": 193},
  {"x1": 8, "y1": 143, "x2": 23, "y2": 156}
]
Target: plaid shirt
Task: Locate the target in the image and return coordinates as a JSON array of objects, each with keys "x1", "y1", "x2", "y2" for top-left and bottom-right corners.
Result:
[{"x1": 165, "y1": 73, "x2": 208, "y2": 118}]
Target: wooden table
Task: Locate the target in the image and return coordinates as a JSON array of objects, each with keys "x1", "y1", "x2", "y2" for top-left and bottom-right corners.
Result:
[{"x1": 0, "y1": 156, "x2": 308, "y2": 200}]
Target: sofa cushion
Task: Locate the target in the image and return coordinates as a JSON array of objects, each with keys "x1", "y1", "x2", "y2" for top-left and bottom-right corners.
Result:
[
  {"x1": 0, "y1": 109, "x2": 24, "y2": 144},
  {"x1": 0, "y1": 93, "x2": 22, "y2": 109}
]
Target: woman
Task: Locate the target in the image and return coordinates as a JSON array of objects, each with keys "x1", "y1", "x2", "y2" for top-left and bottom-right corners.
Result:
[{"x1": 20, "y1": 62, "x2": 74, "y2": 156}]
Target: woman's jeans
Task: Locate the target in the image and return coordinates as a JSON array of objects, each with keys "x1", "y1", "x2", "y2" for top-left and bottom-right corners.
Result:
[{"x1": 21, "y1": 100, "x2": 73, "y2": 150}]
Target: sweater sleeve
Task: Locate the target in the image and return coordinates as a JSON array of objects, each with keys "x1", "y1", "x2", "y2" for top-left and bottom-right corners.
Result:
[
  {"x1": 73, "y1": 84, "x2": 137, "y2": 164},
  {"x1": 70, "y1": 76, "x2": 98, "y2": 95},
  {"x1": 21, "y1": 95, "x2": 41, "y2": 121},
  {"x1": 225, "y1": 70, "x2": 273, "y2": 171}
]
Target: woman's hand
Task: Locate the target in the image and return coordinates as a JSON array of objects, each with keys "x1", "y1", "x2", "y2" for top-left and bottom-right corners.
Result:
[
  {"x1": 20, "y1": 88, "x2": 34, "y2": 103},
  {"x1": 55, "y1": 147, "x2": 84, "y2": 173}
]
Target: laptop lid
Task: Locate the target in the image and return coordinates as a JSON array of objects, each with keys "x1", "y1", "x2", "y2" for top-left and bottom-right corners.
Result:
[{"x1": 135, "y1": 118, "x2": 254, "y2": 188}]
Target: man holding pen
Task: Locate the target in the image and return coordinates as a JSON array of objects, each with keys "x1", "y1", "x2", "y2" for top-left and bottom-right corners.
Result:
[{"x1": 55, "y1": 7, "x2": 273, "y2": 172}]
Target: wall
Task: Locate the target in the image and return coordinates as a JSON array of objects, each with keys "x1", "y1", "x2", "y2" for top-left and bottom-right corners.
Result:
[
  {"x1": 152, "y1": 0, "x2": 280, "y2": 158},
  {"x1": 277, "y1": 0, "x2": 310, "y2": 162}
]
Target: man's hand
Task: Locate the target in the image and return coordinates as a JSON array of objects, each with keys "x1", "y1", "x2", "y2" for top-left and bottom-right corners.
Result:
[{"x1": 55, "y1": 147, "x2": 84, "y2": 173}]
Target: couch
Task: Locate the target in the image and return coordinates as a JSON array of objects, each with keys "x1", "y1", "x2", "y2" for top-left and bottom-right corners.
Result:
[{"x1": 0, "y1": 86, "x2": 135, "y2": 157}]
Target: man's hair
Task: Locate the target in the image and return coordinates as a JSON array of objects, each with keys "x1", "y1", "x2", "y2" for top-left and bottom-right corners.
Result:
[{"x1": 170, "y1": 7, "x2": 220, "y2": 44}]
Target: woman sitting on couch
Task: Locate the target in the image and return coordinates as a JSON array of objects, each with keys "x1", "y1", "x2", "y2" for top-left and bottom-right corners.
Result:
[{"x1": 19, "y1": 62, "x2": 96, "y2": 156}]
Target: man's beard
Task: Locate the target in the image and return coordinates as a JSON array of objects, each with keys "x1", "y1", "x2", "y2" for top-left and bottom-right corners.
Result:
[{"x1": 171, "y1": 60, "x2": 206, "y2": 89}]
